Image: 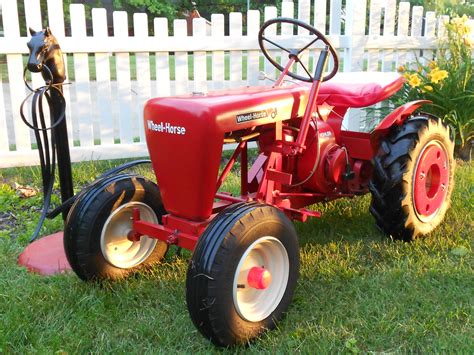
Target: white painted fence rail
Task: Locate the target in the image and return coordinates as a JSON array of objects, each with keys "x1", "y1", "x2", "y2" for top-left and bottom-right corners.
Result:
[{"x1": 0, "y1": 0, "x2": 472, "y2": 167}]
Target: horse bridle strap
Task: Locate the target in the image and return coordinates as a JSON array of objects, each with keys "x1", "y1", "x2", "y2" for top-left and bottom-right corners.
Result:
[{"x1": 20, "y1": 65, "x2": 67, "y2": 242}]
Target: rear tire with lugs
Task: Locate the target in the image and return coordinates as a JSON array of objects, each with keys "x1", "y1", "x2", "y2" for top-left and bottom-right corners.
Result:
[{"x1": 369, "y1": 115, "x2": 455, "y2": 241}]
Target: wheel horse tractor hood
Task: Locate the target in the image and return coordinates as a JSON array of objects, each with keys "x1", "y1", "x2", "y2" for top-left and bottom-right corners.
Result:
[{"x1": 144, "y1": 85, "x2": 309, "y2": 221}]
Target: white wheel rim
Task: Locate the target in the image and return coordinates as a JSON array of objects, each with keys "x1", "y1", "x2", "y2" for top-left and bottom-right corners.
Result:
[
  {"x1": 100, "y1": 201, "x2": 158, "y2": 269},
  {"x1": 233, "y1": 236, "x2": 289, "y2": 322}
]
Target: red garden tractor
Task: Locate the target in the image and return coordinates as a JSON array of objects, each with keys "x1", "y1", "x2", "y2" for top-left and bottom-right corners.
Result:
[{"x1": 64, "y1": 18, "x2": 455, "y2": 346}]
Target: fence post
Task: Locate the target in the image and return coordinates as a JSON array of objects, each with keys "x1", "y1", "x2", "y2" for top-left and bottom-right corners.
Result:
[
  {"x1": 3, "y1": 0, "x2": 31, "y2": 152},
  {"x1": 247, "y1": 10, "x2": 260, "y2": 86},
  {"x1": 193, "y1": 17, "x2": 208, "y2": 93},
  {"x1": 47, "y1": 0, "x2": 74, "y2": 148},
  {"x1": 397, "y1": 2, "x2": 410, "y2": 67},
  {"x1": 264, "y1": 6, "x2": 278, "y2": 78},
  {"x1": 70, "y1": 4, "x2": 94, "y2": 147},
  {"x1": 173, "y1": 19, "x2": 189, "y2": 95},
  {"x1": 344, "y1": 0, "x2": 368, "y2": 131},
  {"x1": 154, "y1": 18, "x2": 171, "y2": 96},
  {"x1": 422, "y1": 11, "x2": 437, "y2": 64},
  {"x1": 382, "y1": 0, "x2": 396, "y2": 72},
  {"x1": 134, "y1": 12, "x2": 152, "y2": 142},
  {"x1": 367, "y1": 0, "x2": 382, "y2": 71},
  {"x1": 409, "y1": 5, "x2": 424, "y2": 68},
  {"x1": 0, "y1": 72, "x2": 8, "y2": 153},
  {"x1": 211, "y1": 14, "x2": 225, "y2": 90},
  {"x1": 345, "y1": 0, "x2": 367, "y2": 72},
  {"x1": 297, "y1": 0, "x2": 311, "y2": 77},
  {"x1": 92, "y1": 8, "x2": 114, "y2": 146},
  {"x1": 313, "y1": 0, "x2": 327, "y2": 33},
  {"x1": 229, "y1": 12, "x2": 243, "y2": 88}
]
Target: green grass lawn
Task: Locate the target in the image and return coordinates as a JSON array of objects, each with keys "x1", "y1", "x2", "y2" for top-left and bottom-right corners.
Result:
[{"x1": 0, "y1": 159, "x2": 472, "y2": 352}]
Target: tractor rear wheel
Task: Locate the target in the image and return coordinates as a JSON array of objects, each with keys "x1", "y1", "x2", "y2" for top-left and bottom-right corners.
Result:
[
  {"x1": 64, "y1": 174, "x2": 168, "y2": 281},
  {"x1": 186, "y1": 203, "x2": 299, "y2": 346},
  {"x1": 369, "y1": 115, "x2": 455, "y2": 241}
]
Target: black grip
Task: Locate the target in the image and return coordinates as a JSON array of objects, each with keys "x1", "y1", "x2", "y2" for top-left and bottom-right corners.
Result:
[{"x1": 313, "y1": 45, "x2": 329, "y2": 81}]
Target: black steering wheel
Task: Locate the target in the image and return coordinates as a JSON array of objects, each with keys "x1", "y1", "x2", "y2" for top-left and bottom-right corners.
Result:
[{"x1": 258, "y1": 17, "x2": 339, "y2": 83}]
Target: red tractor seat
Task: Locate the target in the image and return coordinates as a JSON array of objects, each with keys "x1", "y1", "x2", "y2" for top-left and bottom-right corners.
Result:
[{"x1": 316, "y1": 72, "x2": 404, "y2": 108}]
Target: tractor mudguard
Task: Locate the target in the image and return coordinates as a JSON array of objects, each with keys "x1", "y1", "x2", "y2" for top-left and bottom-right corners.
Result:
[{"x1": 371, "y1": 100, "x2": 431, "y2": 150}]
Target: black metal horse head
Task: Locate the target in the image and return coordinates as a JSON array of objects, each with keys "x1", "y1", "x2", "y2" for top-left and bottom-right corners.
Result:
[{"x1": 27, "y1": 27, "x2": 66, "y2": 84}]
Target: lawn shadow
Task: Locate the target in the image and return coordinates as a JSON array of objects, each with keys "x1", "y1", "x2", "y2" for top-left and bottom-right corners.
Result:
[{"x1": 295, "y1": 194, "x2": 385, "y2": 248}]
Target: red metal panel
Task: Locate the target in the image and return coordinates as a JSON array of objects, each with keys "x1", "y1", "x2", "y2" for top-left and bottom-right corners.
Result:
[
  {"x1": 144, "y1": 87, "x2": 308, "y2": 221},
  {"x1": 340, "y1": 130, "x2": 373, "y2": 160},
  {"x1": 267, "y1": 168, "x2": 293, "y2": 185},
  {"x1": 144, "y1": 99, "x2": 223, "y2": 221},
  {"x1": 240, "y1": 142, "x2": 248, "y2": 196},
  {"x1": 371, "y1": 100, "x2": 430, "y2": 150}
]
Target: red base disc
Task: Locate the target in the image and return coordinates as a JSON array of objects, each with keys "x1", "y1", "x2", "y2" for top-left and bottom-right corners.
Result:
[{"x1": 18, "y1": 232, "x2": 71, "y2": 275}]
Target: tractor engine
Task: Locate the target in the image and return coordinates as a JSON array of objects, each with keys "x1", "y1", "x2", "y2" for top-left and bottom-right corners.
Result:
[
  {"x1": 257, "y1": 118, "x2": 347, "y2": 195},
  {"x1": 296, "y1": 120, "x2": 347, "y2": 193}
]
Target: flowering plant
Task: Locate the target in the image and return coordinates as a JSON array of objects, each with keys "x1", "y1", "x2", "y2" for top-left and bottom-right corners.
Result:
[{"x1": 392, "y1": 15, "x2": 473, "y2": 160}]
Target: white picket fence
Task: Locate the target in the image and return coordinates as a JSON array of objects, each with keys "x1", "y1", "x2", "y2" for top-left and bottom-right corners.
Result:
[{"x1": 0, "y1": 0, "x2": 472, "y2": 167}]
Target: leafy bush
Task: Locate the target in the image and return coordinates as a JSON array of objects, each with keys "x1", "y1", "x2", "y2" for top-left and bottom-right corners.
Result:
[
  {"x1": 393, "y1": 15, "x2": 473, "y2": 160},
  {"x1": 405, "y1": 0, "x2": 474, "y2": 18}
]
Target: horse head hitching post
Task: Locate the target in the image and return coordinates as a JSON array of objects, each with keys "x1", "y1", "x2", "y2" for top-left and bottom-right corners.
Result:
[{"x1": 22, "y1": 27, "x2": 73, "y2": 240}]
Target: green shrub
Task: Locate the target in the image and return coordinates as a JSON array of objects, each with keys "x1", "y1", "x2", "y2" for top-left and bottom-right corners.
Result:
[{"x1": 392, "y1": 15, "x2": 473, "y2": 160}]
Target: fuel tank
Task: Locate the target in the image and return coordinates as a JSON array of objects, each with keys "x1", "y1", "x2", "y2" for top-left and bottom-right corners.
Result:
[{"x1": 144, "y1": 85, "x2": 310, "y2": 221}]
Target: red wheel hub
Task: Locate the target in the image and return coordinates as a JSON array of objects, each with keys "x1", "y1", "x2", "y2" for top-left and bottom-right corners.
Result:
[
  {"x1": 413, "y1": 142, "x2": 449, "y2": 220},
  {"x1": 247, "y1": 266, "x2": 272, "y2": 290}
]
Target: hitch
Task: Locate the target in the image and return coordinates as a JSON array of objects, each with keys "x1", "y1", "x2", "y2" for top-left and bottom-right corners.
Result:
[{"x1": 131, "y1": 208, "x2": 199, "y2": 250}]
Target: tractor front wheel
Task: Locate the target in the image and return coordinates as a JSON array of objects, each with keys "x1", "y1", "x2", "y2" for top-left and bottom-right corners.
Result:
[
  {"x1": 186, "y1": 203, "x2": 299, "y2": 346},
  {"x1": 369, "y1": 115, "x2": 455, "y2": 241},
  {"x1": 64, "y1": 174, "x2": 168, "y2": 281}
]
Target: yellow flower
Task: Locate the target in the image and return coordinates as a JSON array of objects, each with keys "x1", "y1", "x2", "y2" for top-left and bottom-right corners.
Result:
[
  {"x1": 461, "y1": 24, "x2": 470, "y2": 35},
  {"x1": 408, "y1": 73, "x2": 421, "y2": 88},
  {"x1": 461, "y1": 14, "x2": 470, "y2": 32},
  {"x1": 422, "y1": 85, "x2": 433, "y2": 93},
  {"x1": 397, "y1": 65, "x2": 405, "y2": 72},
  {"x1": 451, "y1": 15, "x2": 471, "y2": 36},
  {"x1": 428, "y1": 67, "x2": 437, "y2": 77},
  {"x1": 464, "y1": 37, "x2": 474, "y2": 48},
  {"x1": 430, "y1": 69, "x2": 448, "y2": 84},
  {"x1": 428, "y1": 60, "x2": 437, "y2": 70},
  {"x1": 451, "y1": 17, "x2": 462, "y2": 26}
]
